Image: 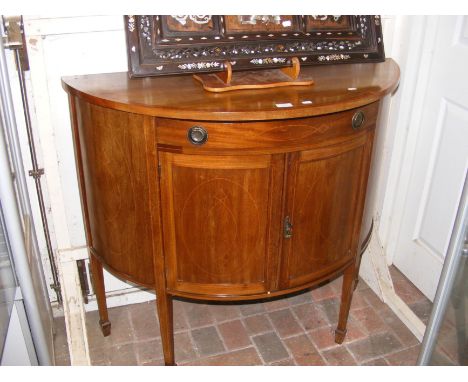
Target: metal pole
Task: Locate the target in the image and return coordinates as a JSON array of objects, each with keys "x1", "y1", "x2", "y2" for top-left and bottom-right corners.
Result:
[
  {"x1": 417, "y1": 172, "x2": 468, "y2": 365},
  {"x1": 12, "y1": 47, "x2": 62, "y2": 304}
]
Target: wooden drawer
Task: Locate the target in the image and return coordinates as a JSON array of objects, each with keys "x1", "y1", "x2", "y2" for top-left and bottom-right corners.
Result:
[{"x1": 156, "y1": 102, "x2": 379, "y2": 154}]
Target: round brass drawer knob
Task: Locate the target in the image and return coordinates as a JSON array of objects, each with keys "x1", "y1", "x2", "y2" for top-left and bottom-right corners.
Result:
[
  {"x1": 352, "y1": 111, "x2": 365, "y2": 130},
  {"x1": 187, "y1": 126, "x2": 208, "y2": 145}
]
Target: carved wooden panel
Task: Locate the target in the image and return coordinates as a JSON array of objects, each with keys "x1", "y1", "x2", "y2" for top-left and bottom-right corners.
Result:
[
  {"x1": 159, "y1": 152, "x2": 284, "y2": 297},
  {"x1": 125, "y1": 15, "x2": 385, "y2": 77}
]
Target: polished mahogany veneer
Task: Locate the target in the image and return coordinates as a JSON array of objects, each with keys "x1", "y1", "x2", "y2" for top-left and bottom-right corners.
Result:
[{"x1": 63, "y1": 59, "x2": 399, "y2": 365}]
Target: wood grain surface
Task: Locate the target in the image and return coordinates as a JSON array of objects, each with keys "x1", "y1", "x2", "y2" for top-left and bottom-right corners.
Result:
[{"x1": 62, "y1": 59, "x2": 399, "y2": 121}]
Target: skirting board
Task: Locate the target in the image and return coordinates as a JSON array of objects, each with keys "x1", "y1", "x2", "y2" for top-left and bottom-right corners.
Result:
[{"x1": 359, "y1": 224, "x2": 426, "y2": 342}]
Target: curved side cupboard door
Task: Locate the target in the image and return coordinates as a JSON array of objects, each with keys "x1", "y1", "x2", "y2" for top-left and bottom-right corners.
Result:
[
  {"x1": 158, "y1": 152, "x2": 284, "y2": 298},
  {"x1": 279, "y1": 131, "x2": 375, "y2": 289}
]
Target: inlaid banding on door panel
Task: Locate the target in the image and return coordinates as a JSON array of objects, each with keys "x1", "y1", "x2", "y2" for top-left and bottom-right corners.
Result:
[
  {"x1": 414, "y1": 98, "x2": 468, "y2": 261},
  {"x1": 161, "y1": 152, "x2": 276, "y2": 289},
  {"x1": 178, "y1": 176, "x2": 263, "y2": 279}
]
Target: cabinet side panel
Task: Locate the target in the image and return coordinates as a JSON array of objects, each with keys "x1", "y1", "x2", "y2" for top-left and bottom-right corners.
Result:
[{"x1": 75, "y1": 99, "x2": 155, "y2": 286}]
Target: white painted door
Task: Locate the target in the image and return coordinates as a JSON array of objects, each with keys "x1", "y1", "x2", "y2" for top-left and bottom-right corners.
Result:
[{"x1": 392, "y1": 16, "x2": 468, "y2": 301}]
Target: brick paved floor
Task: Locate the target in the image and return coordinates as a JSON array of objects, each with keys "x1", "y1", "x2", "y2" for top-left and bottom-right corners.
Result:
[{"x1": 53, "y1": 267, "x2": 433, "y2": 366}]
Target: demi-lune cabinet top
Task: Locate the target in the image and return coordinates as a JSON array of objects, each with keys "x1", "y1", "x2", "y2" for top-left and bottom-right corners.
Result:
[{"x1": 62, "y1": 59, "x2": 399, "y2": 121}]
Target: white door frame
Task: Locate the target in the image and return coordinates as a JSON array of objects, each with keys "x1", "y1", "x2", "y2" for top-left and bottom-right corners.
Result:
[
  {"x1": 379, "y1": 16, "x2": 440, "y2": 264},
  {"x1": 358, "y1": 16, "x2": 441, "y2": 342}
]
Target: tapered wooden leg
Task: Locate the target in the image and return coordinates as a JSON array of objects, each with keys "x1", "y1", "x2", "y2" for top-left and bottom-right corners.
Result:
[
  {"x1": 156, "y1": 291, "x2": 175, "y2": 366},
  {"x1": 89, "y1": 255, "x2": 111, "y2": 336},
  {"x1": 335, "y1": 262, "x2": 357, "y2": 344}
]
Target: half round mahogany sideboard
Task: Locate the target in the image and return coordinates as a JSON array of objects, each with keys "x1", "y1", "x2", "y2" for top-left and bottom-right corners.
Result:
[{"x1": 62, "y1": 59, "x2": 400, "y2": 366}]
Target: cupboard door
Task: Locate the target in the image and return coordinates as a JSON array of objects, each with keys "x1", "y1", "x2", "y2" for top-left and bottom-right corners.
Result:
[
  {"x1": 280, "y1": 132, "x2": 374, "y2": 289},
  {"x1": 159, "y1": 152, "x2": 284, "y2": 297}
]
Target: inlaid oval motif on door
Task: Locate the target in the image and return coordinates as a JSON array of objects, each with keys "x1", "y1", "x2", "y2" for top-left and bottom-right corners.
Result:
[
  {"x1": 162, "y1": 153, "x2": 274, "y2": 289},
  {"x1": 179, "y1": 177, "x2": 261, "y2": 280}
]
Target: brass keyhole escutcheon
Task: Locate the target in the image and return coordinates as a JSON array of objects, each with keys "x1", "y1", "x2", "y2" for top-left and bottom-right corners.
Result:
[
  {"x1": 352, "y1": 111, "x2": 365, "y2": 130},
  {"x1": 284, "y1": 216, "x2": 293, "y2": 239}
]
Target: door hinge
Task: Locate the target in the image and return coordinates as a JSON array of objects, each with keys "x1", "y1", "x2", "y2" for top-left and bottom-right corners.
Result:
[
  {"x1": 2, "y1": 15, "x2": 29, "y2": 71},
  {"x1": 283, "y1": 216, "x2": 293, "y2": 239}
]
